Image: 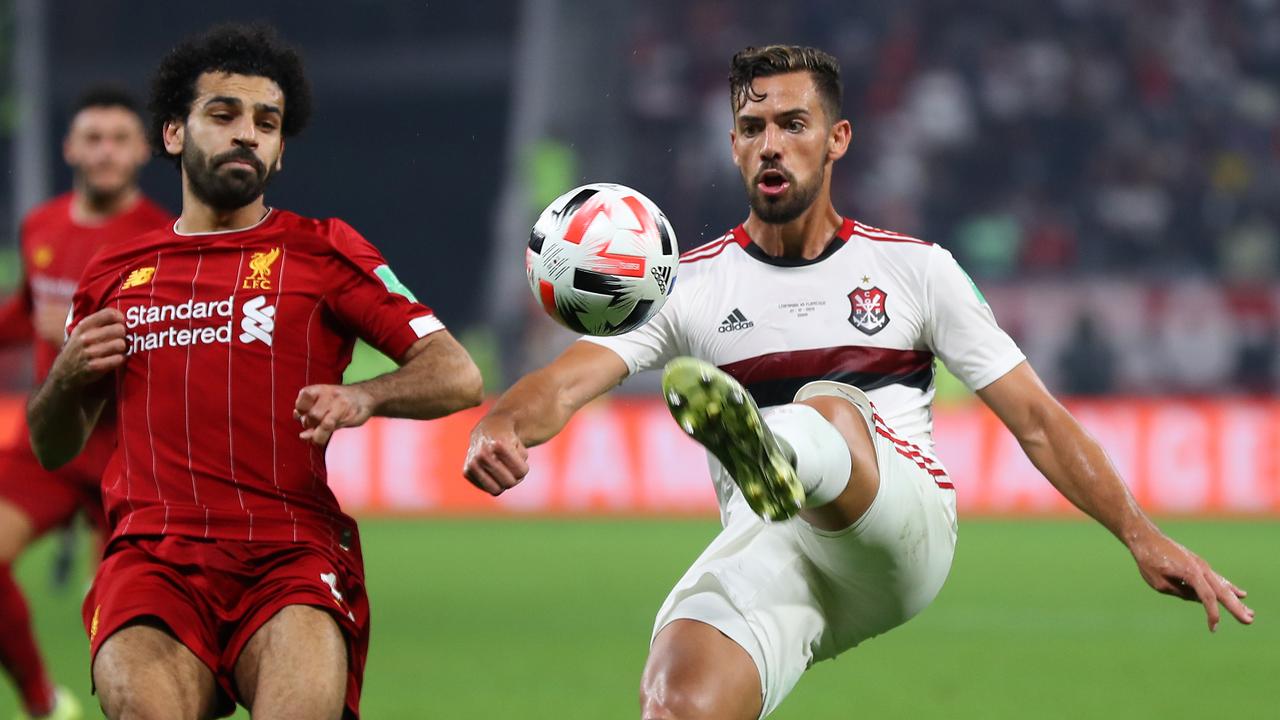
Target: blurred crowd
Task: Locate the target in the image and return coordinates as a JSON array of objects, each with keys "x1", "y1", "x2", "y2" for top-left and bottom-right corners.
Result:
[
  {"x1": 618, "y1": 0, "x2": 1280, "y2": 394},
  {"x1": 626, "y1": 0, "x2": 1280, "y2": 280}
]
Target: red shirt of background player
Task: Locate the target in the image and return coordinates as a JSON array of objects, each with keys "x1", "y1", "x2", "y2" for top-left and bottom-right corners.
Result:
[
  {"x1": 0, "y1": 193, "x2": 173, "y2": 380},
  {"x1": 0, "y1": 193, "x2": 171, "y2": 515}
]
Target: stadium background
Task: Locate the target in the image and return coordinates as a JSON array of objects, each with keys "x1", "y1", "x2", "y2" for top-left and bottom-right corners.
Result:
[{"x1": 0, "y1": 0, "x2": 1275, "y2": 717}]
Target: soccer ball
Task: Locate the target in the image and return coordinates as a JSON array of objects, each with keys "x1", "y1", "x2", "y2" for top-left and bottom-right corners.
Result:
[{"x1": 527, "y1": 183, "x2": 678, "y2": 336}]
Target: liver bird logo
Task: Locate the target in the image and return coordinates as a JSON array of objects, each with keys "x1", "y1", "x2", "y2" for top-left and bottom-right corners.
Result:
[{"x1": 243, "y1": 247, "x2": 282, "y2": 290}]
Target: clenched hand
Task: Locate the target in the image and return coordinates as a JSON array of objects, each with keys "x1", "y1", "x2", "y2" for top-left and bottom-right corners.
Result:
[
  {"x1": 463, "y1": 418, "x2": 530, "y2": 495},
  {"x1": 51, "y1": 308, "x2": 127, "y2": 388},
  {"x1": 294, "y1": 384, "x2": 375, "y2": 445}
]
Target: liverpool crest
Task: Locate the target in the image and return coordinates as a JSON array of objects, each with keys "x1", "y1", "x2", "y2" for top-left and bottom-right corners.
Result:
[
  {"x1": 243, "y1": 247, "x2": 282, "y2": 290},
  {"x1": 848, "y1": 286, "x2": 889, "y2": 335}
]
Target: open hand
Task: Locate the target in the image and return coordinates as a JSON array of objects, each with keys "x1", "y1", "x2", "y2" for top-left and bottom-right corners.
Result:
[
  {"x1": 463, "y1": 418, "x2": 530, "y2": 496},
  {"x1": 1129, "y1": 532, "x2": 1254, "y2": 632},
  {"x1": 294, "y1": 384, "x2": 375, "y2": 445}
]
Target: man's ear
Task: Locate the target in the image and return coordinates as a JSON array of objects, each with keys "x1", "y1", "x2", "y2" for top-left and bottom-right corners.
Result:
[
  {"x1": 62, "y1": 132, "x2": 76, "y2": 167},
  {"x1": 828, "y1": 119, "x2": 851, "y2": 162},
  {"x1": 162, "y1": 119, "x2": 185, "y2": 156}
]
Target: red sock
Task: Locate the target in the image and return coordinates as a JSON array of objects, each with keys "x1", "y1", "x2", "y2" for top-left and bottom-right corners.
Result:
[{"x1": 0, "y1": 563, "x2": 54, "y2": 716}]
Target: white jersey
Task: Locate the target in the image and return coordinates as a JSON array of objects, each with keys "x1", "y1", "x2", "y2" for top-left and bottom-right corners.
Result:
[{"x1": 584, "y1": 217, "x2": 1025, "y2": 455}]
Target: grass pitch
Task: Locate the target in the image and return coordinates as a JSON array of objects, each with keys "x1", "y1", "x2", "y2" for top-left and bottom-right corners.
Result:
[{"x1": 2, "y1": 518, "x2": 1274, "y2": 718}]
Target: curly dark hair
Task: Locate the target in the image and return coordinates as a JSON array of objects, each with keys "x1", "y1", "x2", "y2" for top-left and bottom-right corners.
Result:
[
  {"x1": 148, "y1": 23, "x2": 311, "y2": 165},
  {"x1": 729, "y1": 45, "x2": 842, "y2": 123}
]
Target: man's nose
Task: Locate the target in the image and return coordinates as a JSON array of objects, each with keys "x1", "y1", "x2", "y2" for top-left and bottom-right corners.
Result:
[
  {"x1": 232, "y1": 116, "x2": 259, "y2": 148},
  {"x1": 759, "y1": 125, "x2": 783, "y2": 161}
]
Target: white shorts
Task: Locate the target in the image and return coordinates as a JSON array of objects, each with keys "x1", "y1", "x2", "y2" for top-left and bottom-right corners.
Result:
[{"x1": 651, "y1": 382, "x2": 958, "y2": 718}]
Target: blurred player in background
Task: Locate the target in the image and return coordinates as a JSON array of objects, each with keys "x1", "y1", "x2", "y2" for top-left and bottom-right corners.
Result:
[
  {"x1": 27, "y1": 23, "x2": 482, "y2": 720},
  {"x1": 466, "y1": 45, "x2": 1254, "y2": 718},
  {"x1": 0, "y1": 86, "x2": 170, "y2": 720}
]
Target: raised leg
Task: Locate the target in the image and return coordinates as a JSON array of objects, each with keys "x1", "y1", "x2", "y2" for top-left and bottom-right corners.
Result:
[{"x1": 662, "y1": 358, "x2": 879, "y2": 532}]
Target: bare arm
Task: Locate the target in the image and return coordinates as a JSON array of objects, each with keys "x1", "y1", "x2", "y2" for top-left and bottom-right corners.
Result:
[
  {"x1": 978, "y1": 361, "x2": 1254, "y2": 631},
  {"x1": 463, "y1": 341, "x2": 630, "y2": 495},
  {"x1": 294, "y1": 330, "x2": 483, "y2": 445},
  {"x1": 27, "y1": 308, "x2": 127, "y2": 469}
]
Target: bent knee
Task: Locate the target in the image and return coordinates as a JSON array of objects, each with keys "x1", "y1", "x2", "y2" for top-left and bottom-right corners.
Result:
[
  {"x1": 799, "y1": 395, "x2": 868, "y2": 437},
  {"x1": 640, "y1": 683, "x2": 723, "y2": 720},
  {"x1": 96, "y1": 685, "x2": 187, "y2": 720},
  {"x1": 801, "y1": 395, "x2": 876, "y2": 452},
  {"x1": 639, "y1": 666, "x2": 761, "y2": 720}
]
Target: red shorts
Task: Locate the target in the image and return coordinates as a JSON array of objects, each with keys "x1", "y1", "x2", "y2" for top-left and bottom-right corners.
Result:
[
  {"x1": 83, "y1": 534, "x2": 370, "y2": 719},
  {"x1": 0, "y1": 428, "x2": 111, "y2": 535}
]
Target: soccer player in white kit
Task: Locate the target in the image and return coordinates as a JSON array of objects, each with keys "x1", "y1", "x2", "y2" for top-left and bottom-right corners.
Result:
[{"x1": 465, "y1": 45, "x2": 1254, "y2": 719}]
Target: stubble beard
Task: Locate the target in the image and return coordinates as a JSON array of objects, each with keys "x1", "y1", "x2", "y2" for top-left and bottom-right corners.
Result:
[
  {"x1": 183, "y1": 143, "x2": 275, "y2": 212},
  {"x1": 747, "y1": 170, "x2": 822, "y2": 224}
]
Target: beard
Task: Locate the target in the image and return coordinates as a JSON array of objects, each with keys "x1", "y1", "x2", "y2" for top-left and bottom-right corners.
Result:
[
  {"x1": 183, "y1": 142, "x2": 275, "y2": 211},
  {"x1": 746, "y1": 164, "x2": 822, "y2": 224}
]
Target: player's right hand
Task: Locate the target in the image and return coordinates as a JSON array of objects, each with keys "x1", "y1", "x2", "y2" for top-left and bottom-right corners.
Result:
[
  {"x1": 463, "y1": 418, "x2": 530, "y2": 496},
  {"x1": 1128, "y1": 531, "x2": 1254, "y2": 632},
  {"x1": 51, "y1": 308, "x2": 127, "y2": 388}
]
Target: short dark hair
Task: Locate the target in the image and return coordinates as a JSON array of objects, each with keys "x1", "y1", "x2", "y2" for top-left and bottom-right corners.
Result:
[
  {"x1": 73, "y1": 85, "x2": 142, "y2": 118},
  {"x1": 729, "y1": 45, "x2": 842, "y2": 123},
  {"x1": 148, "y1": 23, "x2": 311, "y2": 163}
]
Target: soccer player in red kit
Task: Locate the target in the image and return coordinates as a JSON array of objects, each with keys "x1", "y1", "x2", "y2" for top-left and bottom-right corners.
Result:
[
  {"x1": 0, "y1": 86, "x2": 169, "y2": 720},
  {"x1": 27, "y1": 24, "x2": 483, "y2": 720}
]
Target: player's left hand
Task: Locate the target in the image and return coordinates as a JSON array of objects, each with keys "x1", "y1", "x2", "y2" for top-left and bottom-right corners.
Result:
[
  {"x1": 1128, "y1": 531, "x2": 1254, "y2": 632},
  {"x1": 294, "y1": 384, "x2": 375, "y2": 445}
]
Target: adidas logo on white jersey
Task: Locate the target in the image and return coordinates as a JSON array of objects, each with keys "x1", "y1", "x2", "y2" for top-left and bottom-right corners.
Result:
[{"x1": 718, "y1": 308, "x2": 754, "y2": 333}]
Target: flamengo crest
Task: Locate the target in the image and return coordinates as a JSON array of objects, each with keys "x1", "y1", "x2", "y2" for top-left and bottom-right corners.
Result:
[{"x1": 848, "y1": 286, "x2": 889, "y2": 335}]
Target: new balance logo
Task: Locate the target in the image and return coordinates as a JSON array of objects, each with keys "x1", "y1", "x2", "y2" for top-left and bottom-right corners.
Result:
[
  {"x1": 239, "y1": 295, "x2": 276, "y2": 346},
  {"x1": 717, "y1": 308, "x2": 754, "y2": 333},
  {"x1": 121, "y1": 266, "x2": 156, "y2": 290}
]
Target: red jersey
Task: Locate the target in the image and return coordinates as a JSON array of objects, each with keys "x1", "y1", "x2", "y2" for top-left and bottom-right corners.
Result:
[
  {"x1": 0, "y1": 193, "x2": 172, "y2": 380},
  {"x1": 69, "y1": 208, "x2": 444, "y2": 548}
]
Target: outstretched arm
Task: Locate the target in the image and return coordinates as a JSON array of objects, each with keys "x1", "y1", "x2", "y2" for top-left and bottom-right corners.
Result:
[
  {"x1": 28, "y1": 308, "x2": 126, "y2": 469},
  {"x1": 463, "y1": 341, "x2": 630, "y2": 496},
  {"x1": 293, "y1": 330, "x2": 483, "y2": 445},
  {"x1": 977, "y1": 361, "x2": 1254, "y2": 631}
]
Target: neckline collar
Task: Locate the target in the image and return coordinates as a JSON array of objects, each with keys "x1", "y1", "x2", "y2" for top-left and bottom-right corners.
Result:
[
  {"x1": 173, "y1": 207, "x2": 275, "y2": 237},
  {"x1": 735, "y1": 217, "x2": 854, "y2": 267}
]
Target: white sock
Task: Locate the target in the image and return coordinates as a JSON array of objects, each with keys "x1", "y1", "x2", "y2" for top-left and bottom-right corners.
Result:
[{"x1": 761, "y1": 404, "x2": 851, "y2": 508}]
